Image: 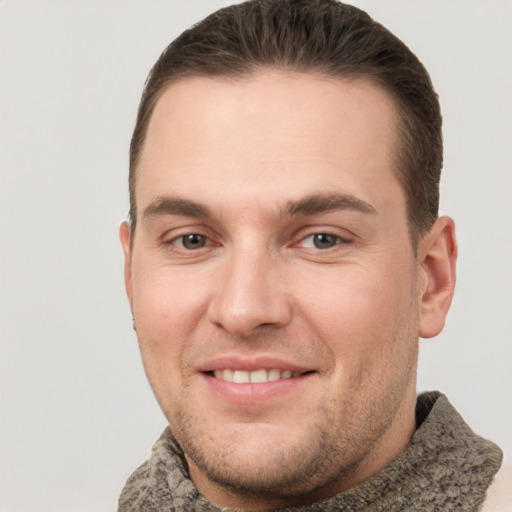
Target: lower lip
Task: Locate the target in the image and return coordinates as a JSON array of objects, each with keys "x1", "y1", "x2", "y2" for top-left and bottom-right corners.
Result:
[{"x1": 200, "y1": 372, "x2": 314, "y2": 405}]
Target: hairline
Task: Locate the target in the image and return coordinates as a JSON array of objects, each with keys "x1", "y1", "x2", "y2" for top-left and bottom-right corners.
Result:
[{"x1": 129, "y1": 66, "x2": 430, "y2": 250}]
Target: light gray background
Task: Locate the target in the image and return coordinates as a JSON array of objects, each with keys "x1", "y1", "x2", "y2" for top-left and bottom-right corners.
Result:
[{"x1": 1, "y1": 1, "x2": 510, "y2": 510}]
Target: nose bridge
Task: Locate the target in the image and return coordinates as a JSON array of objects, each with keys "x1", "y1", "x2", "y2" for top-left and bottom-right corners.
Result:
[{"x1": 208, "y1": 238, "x2": 291, "y2": 336}]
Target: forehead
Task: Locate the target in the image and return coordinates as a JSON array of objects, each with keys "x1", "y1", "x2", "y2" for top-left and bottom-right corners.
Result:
[{"x1": 136, "y1": 71, "x2": 403, "y2": 218}]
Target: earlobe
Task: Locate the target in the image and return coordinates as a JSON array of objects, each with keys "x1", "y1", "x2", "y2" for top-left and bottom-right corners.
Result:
[
  {"x1": 418, "y1": 216, "x2": 457, "y2": 339},
  {"x1": 119, "y1": 222, "x2": 133, "y2": 306}
]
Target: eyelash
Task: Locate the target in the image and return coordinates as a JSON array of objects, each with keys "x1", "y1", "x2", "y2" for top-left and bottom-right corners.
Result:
[
  {"x1": 296, "y1": 232, "x2": 353, "y2": 250},
  {"x1": 165, "y1": 233, "x2": 213, "y2": 251},
  {"x1": 164, "y1": 229, "x2": 353, "y2": 253}
]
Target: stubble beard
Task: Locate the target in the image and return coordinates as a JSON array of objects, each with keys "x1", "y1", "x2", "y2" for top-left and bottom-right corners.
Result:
[
  {"x1": 165, "y1": 379, "x2": 411, "y2": 506},
  {"x1": 173, "y1": 405, "x2": 355, "y2": 503},
  {"x1": 143, "y1": 292, "x2": 420, "y2": 505}
]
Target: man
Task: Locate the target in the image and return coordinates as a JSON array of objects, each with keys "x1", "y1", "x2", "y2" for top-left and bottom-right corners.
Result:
[{"x1": 118, "y1": 1, "x2": 504, "y2": 510}]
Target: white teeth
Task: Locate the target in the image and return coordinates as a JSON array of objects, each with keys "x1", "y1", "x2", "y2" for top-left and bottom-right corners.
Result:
[
  {"x1": 212, "y1": 368, "x2": 302, "y2": 383},
  {"x1": 250, "y1": 369, "x2": 268, "y2": 383},
  {"x1": 233, "y1": 370, "x2": 250, "y2": 383},
  {"x1": 268, "y1": 368, "x2": 281, "y2": 381}
]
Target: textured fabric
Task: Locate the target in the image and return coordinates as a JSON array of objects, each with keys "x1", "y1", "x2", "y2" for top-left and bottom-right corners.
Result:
[{"x1": 118, "y1": 392, "x2": 503, "y2": 511}]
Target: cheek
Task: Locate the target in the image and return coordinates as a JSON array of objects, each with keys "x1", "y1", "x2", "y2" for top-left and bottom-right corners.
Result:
[
  {"x1": 293, "y1": 261, "x2": 416, "y2": 370},
  {"x1": 130, "y1": 264, "x2": 210, "y2": 374},
  {"x1": 132, "y1": 259, "x2": 209, "y2": 323}
]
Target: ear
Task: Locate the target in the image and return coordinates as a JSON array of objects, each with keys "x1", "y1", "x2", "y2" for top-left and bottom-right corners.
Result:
[
  {"x1": 119, "y1": 221, "x2": 133, "y2": 307},
  {"x1": 418, "y1": 216, "x2": 457, "y2": 339}
]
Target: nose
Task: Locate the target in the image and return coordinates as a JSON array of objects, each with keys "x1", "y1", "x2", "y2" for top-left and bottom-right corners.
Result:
[{"x1": 207, "y1": 246, "x2": 293, "y2": 337}]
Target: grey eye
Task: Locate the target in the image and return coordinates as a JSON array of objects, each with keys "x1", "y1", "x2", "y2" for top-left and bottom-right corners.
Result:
[
  {"x1": 312, "y1": 233, "x2": 338, "y2": 249},
  {"x1": 181, "y1": 234, "x2": 207, "y2": 249}
]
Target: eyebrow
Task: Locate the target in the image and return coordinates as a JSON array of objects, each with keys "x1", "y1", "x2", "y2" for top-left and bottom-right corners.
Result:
[
  {"x1": 142, "y1": 197, "x2": 212, "y2": 221},
  {"x1": 141, "y1": 192, "x2": 377, "y2": 223},
  {"x1": 284, "y1": 193, "x2": 377, "y2": 217}
]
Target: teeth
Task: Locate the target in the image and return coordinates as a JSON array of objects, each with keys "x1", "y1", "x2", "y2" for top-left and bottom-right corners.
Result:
[
  {"x1": 268, "y1": 368, "x2": 281, "y2": 381},
  {"x1": 233, "y1": 370, "x2": 250, "y2": 383},
  {"x1": 249, "y1": 369, "x2": 268, "y2": 383},
  {"x1": 213, "y1": 368, "x2": 302, "y2": 383}
]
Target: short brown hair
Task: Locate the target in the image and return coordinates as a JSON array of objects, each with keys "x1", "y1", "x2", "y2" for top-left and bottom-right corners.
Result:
[{"x1": 129, "y1": 0, "x2": 442, "y2": 244}]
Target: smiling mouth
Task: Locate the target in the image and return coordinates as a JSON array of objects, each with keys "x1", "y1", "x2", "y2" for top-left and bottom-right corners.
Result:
[{"x1": 208, "y1": 369, "x2": 312, "y2": 383}]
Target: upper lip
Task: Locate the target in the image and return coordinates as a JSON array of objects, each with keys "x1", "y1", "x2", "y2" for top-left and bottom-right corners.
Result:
[{"x1": 197, "y1": 355, "x2": 314, "y2": 373}]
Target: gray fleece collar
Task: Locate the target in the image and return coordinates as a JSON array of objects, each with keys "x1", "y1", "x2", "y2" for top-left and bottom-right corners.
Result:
[{"x1": 118, "y1": 392, "x2": 503, "y2": 511}]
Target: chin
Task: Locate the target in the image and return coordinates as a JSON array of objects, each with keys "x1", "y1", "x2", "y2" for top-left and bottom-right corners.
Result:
[{"x1": 173, "y1": 406, "x2": 358, "y2": 498}]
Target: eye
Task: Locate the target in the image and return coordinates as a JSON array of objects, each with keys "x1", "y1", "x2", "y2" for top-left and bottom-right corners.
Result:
[
  {"x1": 175, "y1": 233, "x2": 209, "y2": 250},
  {"x1": 299, "y1": 233, "x2": 348, "y2": 249},
  {"x1": 312, "y1": 233, "x2": 338, "y2": 249}
]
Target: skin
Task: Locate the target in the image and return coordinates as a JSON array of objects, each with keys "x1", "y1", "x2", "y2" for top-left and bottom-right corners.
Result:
[{"x1": 120, "y1": 71, "x2": 457, "y2": 510}]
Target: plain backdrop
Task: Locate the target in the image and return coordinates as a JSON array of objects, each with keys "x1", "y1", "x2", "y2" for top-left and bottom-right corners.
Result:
[{"x1": 1, "y1": 1, "x2": 511, "y2": 510}]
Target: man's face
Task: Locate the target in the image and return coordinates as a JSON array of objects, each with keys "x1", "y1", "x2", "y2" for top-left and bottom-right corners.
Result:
[{"x1": 122, "y1": 72, "x2": 425, "y2": 507}]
